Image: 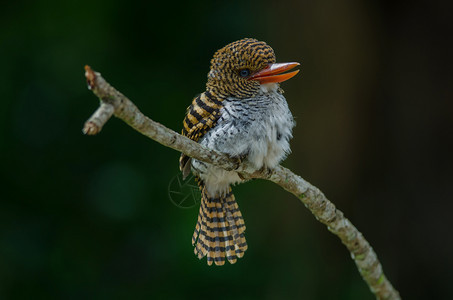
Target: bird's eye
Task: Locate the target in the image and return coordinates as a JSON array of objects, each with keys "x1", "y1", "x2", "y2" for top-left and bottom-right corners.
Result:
[{"x1": 239, "y1": 69, "x2": 251, "y2": 78}]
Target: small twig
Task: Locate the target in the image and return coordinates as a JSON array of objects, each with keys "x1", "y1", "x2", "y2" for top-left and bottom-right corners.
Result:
[
  {"x1": 82, "y1": 65, "x2": 400, "y2": 300},
  {"x1": 83, "y1": 102, "x2": 114, "y2": 135}
]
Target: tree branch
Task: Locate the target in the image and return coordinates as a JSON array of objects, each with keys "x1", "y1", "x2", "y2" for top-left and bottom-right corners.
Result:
[{"x1": 82, "y1": 65, "x2": 400, "y2": 300}]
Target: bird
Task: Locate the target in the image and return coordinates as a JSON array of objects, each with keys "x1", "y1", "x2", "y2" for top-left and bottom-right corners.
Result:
[{"x1": 179, "y1": 38, "x2": 299, "y2": 266}]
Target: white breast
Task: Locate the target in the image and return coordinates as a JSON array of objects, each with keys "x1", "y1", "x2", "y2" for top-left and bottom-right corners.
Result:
[{"x1": 192, "y1": 87, "x2": 295, "y2": 195}]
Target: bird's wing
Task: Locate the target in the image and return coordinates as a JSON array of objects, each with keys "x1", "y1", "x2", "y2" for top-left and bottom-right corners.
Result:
[{"x1": 179, "y1": 92, "x2": 223, "y2": 178}]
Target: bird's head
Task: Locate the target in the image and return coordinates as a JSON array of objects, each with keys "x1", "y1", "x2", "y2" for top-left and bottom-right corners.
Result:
[{"x1": 206, "y1": 38, "x2": 299, "y2": 99}]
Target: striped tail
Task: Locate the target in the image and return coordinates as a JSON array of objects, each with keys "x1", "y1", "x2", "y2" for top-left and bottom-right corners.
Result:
[{"x1": 192, "y1": 181, "x2": 248, "y2": 266}]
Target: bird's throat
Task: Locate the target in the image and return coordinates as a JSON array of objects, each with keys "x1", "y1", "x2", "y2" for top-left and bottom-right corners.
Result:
[{"x1": 259, "y1": 82, "x2": 279, "y2": 93}]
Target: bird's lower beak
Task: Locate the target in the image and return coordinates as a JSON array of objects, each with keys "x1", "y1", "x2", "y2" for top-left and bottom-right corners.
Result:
[{"x1": 248, "y1": 62, "x2": 300, "y2": 84}]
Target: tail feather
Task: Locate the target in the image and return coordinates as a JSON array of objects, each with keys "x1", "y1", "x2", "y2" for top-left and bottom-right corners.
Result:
[
  {"x1": 212, "y1": 199, "x2": 226, "y2": 266},
  {"x1": 226, "y1": 195, "x2": 248, "y2": 258},
  {"x1": 192, "y1": 207, "x2": 207, "y2": 259},
  {"x1": 218, "y1": 197, "x2": 235, "y2": 265},
  {"x1": 204, "y1": 196, "x2": 220, "y2": 266},
  {"x1": 192, "y1": 180, "x2": 247, "y2": 265}
]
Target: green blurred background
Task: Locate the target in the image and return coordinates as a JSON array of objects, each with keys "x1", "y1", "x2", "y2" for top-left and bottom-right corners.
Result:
[{"x1": 1, "y1": 0, "x2": 452, "y2": 299}]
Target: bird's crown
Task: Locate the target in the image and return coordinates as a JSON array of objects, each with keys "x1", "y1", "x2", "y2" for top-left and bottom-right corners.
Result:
[{"x1": 207, "y1": 38, "x2": 277, "y2": 99}]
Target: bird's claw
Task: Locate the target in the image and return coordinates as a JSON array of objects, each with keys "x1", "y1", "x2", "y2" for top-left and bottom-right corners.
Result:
[
  {"x1": 258, "y1": 165, "x2": 273, "y2": 178},
  {"x1": 229, "y1": 154, "x2": 249, "y2": 180},
  {"x1": 230, "y1": 154, "x2": 245, "y2": 170}
]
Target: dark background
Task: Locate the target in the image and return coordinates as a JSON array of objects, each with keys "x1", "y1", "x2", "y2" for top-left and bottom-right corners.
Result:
[{"x1": 1, "y1": 0, "x2": 452, "y2": 299}]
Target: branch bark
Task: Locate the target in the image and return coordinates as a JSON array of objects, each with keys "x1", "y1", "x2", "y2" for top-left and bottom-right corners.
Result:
[{"x1": 82, "y1": 65, "x2": 401, "y2": 300}]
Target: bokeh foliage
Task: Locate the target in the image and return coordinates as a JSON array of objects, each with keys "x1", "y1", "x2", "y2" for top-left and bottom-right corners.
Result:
[{"x1": 1, "y1": 0, "x2": 452, "y2": 299}]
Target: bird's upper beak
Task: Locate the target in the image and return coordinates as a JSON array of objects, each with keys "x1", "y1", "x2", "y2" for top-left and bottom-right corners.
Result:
[{"x1": 248, "y1": 62, "x2": 300, "y2": 84}]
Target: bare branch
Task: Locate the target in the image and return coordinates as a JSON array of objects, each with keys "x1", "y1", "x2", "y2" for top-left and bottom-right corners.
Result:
[{"x1": 82, "y1": 65, "x2": 400, "y2": 300}]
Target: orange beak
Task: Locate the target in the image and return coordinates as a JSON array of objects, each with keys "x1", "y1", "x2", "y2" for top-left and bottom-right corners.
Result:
[{"x1": 248, "y1": 62, "x2": 300, "y2": 84}]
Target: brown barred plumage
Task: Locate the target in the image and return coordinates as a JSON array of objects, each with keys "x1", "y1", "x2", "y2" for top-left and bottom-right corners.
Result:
[
  {"x1": 206, "y1": 38, "x2": 276, "y2": 99},
  {"x1": 192, "y1": 181, "x2": 247, "y2": 266},
  {"x1": 179, "y1": 92, "x2": 222, "y2": 178},
  {"x1": 179, "y1": 38, "x2": 299, "y2": 266},
  {"x1": 180, "y1": 90, "x2": 248, "y2": 265}
]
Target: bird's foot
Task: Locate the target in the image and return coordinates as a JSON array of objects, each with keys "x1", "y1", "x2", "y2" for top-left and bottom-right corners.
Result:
[
  {"x1": 229, "y1": 154, "x2": 246, "y2": 171},
  {"x1": 228, "y1": 154, "x2": 249, "y2": 180},
  {"x1": 258, "y1": 165, "x2": 274, "y2": 178}
]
